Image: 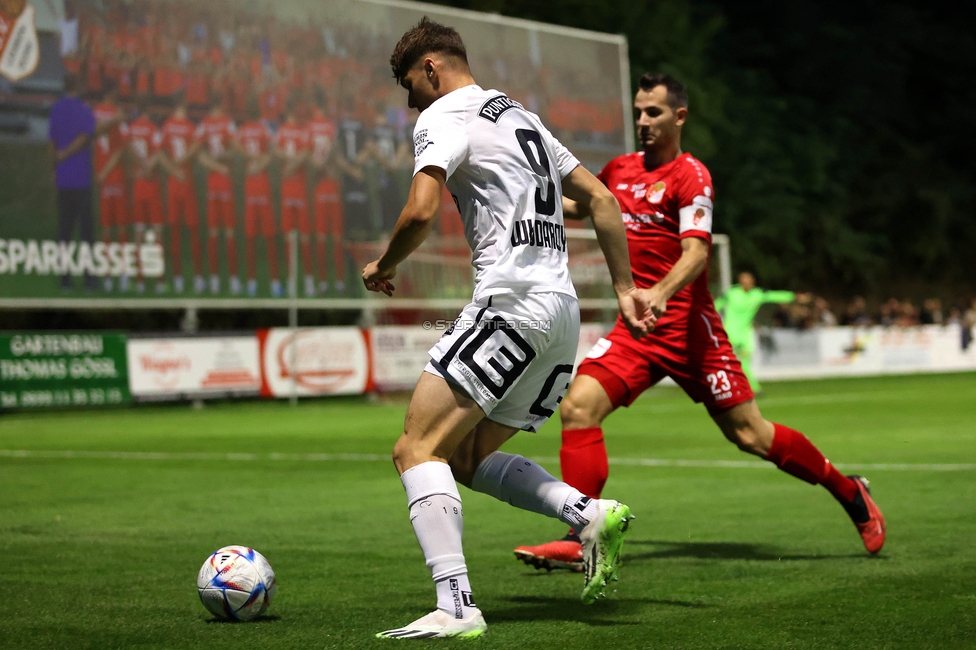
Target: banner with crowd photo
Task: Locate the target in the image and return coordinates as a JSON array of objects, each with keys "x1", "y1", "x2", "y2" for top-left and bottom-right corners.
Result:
[
  {"x1": 0, "y1": 0, "x2": 631, "y2": 305},
  {"x1": 0, "y1": 332, "x2": 129, "y2": 408}
]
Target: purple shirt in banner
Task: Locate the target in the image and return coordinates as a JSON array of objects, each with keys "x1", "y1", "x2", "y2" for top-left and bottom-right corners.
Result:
[{"x1": 49, "y1": 95, "x2": 96, "y2": 189}]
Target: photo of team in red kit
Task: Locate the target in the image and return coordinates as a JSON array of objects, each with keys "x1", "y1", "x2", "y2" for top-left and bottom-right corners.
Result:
[{"x1": 88, "y1": 89, "x2": 351, "y2": 297}]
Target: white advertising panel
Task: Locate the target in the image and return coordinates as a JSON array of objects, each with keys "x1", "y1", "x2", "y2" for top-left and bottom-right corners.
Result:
[
  {"x1": 128, "y1": 337, "x2": 261, "y2": 397},
  {"x1": 754, "y1": 324, "x2": 976, "y2": 380},
  {"x1": 370, "y1": 326, "x2": 444, "y2": 391},
  {"x1": 259, "y1": 328, "x2": 369, "y2": 398}
]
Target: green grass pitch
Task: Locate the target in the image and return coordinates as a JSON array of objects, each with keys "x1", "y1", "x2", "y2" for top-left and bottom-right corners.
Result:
[{"x1": 1, "y1": 372, "x2": 974, "y2": 649}]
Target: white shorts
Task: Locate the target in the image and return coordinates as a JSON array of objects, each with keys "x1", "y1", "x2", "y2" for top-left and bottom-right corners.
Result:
[{"x1": 424, "y1": 291, "x2": 580, "y2": 432}]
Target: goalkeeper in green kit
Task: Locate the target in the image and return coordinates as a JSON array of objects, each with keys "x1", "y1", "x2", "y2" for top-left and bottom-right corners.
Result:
[{"x1": 714, "y1": 271, "x2": 797, "y2": 392}]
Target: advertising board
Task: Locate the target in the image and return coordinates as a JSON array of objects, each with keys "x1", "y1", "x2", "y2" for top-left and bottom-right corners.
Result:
[
  {"x1": 0, "y1": 331, "x2": 129, "y2": 408},
  {"x1": 127, "y1": 336, "x2": 260, "y2": 397}
]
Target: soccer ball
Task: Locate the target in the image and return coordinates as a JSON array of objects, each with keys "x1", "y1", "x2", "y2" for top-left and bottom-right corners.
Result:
[{"x1": 197, "y1": 546, "x2": 277, "y2": 621}]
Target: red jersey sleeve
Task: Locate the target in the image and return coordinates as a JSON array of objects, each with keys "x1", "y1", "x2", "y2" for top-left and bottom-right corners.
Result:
[{"x1": 675, "y1": 158, "x2": 714, "y2": 242}]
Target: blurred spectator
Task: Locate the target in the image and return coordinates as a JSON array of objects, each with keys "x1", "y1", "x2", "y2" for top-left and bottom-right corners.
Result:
[
  {"x1": 963, "y1": 299, "x2": 976, "y2": 350},
  {"x1": 879, "y1": 298, "x2": 899, "y2": 327},
  {"x1": 49, "y1": 73, "x2": 97, "y2": 290},
  {"x1": 897, "y1": 300, "x2": 919, "y2": 327},
  {"x1": 841, "y1": 296, "x2": 872, "y2": 326},
  {"x1": 814, "y1": 297, "x2": 837, "y2": 327},
  {"x1": 920, "y1": 298, "x2": 944, "y2": 325}
]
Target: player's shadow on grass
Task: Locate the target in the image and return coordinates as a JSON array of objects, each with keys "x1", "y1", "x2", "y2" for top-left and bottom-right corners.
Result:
[
  {"x1": 488, "y1": 595, "x2": 710, "y2": 626},
  {"x1": 205, "y1": 615, "x2": 281, "y2": 624},
  {"x1": 626, "y1": 540, "x2": 870, "y2": 561}
]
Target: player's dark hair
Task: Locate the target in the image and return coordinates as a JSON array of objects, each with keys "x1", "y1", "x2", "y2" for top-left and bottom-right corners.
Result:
[
  {"x1": 638, "y1": 72, "x2": 689, "y2": 110},
  {"x1": 389, "y1": 16, "x2": 468, "y2": 84}
]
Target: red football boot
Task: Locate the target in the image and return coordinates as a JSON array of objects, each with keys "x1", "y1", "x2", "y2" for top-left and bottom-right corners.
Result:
[
  {"x1": 846, "y1": 475, "x2": 886, "y2": 554},
  {"x1": 514, "y1": 531, "x2": 583, "y2": 572}
]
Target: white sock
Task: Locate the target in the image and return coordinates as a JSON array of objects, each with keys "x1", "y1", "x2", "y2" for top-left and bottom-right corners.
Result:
[
  {"x1": 401, "y1": 462, "x2": 478, "y2": 619},
  {"x1": 470, "y1": 451, "x2": 599, "y2": 533}
]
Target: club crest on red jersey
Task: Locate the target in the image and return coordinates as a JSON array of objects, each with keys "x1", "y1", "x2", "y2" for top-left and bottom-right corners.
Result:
[{"x1": 646, "y1": 181, "x2": 666, "y2": 205}]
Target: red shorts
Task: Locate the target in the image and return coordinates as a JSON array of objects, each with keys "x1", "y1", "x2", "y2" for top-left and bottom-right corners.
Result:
[
  {"x1": 99, "y1": 184, "x2": 127, "y2": 229},
  {"x1": 206, "y1": 173, "x2": 235, "y2": 228},
  {"x1": 281, "y1": 195, "x2": 309, "y2": 234},
  {"x1": 314, "y1": 186, "x2": 343, "y2": 235},
  {"x1": 133, "y1": 179, "x2": 162, "y2": 226},
  {"x1": 244, "y1": 194, "x2": 275, "y2": 238},
  {"x1": 577, "y1": 307, "x2": 754, "y2": 416},
  {"x1": 167, "y1": 177, "x2": 199, "y2": 227}
]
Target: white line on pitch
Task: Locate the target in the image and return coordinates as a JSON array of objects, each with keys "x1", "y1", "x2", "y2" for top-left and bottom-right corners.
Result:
[{"x1": 0, "y1": 449, "x2": 974, "y2": 471}]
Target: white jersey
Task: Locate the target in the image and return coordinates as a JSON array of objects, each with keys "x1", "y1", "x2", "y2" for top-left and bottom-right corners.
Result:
[{"x1": 413, "y1": 85, "x2": 580, "y2": 301}]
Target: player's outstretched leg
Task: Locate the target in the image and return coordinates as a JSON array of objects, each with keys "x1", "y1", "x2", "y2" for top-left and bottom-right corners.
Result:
[
  {"x1": 470, "y1": 451, "x2": 633, "y2": 603},
  {"x1": 718, "y1": 406, "x2": 886, "y2": 554},
  {"x1": 377, "y1": 461, "x2": 485, "y2": 640}
]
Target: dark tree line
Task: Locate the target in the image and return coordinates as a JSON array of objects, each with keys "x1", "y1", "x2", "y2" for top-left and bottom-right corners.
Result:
[{"x1": 430, "y1": 0, "x2": 976, "y2": 299}]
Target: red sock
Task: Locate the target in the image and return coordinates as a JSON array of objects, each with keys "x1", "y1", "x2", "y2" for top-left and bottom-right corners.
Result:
[
  {"x1": 766, "y1": 423, "x2": 858, "y2": 501},
  {"x1": 316, "y1": 237, "x2": 327, "y2": 282},
  {"x1": 332, "y1": 236, "x2": 344, "y2": 282},
  {"x1": 189, "y1": 229, "x2": 202, "y2": 276},
  {"x1": 300, "y1": 240, "x2": 312, "y2": 277},
  {"x1": 246, "y1": 237, "x2": 256, "y2": 280},
  {"x1": 226, "y1": 238, "x2": 238, "y2": 276},
  {"x1": 208, "y1": 235, "x2": 218, "y2": 275},
  {"x1": 267, "y1": 238, "x2": 278, "y2": 280},
  {"x1": 170, "y1": 225, "x2": 182, "y2": 276},
  {"x1": 559, "y1": 427, "x2": 608, "y2": 499}
]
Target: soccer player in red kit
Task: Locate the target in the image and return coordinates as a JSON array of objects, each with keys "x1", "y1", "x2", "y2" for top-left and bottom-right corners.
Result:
[
  {"x1": 128, "y1": 101, "x2": 164, "y2": 294},
  {"x1": 92, "y1": 83, "x2": 128, "y2": 291},
  {"x1": 197, "y1": 95, "x2": 240, "y2": 295},
  {"x1": 308, "y1": 103, "x2": 346, "y2": 295},
  {"x1": 160, "y1": 98, "x2": 204, "y2": 294},
  {"x1": 514, "y1": 73, "x2": 886, "y2": 569},
  {"x1": 236, "y1": 103, "x2": 280, "y2": 297},
  {"x1": 274, "y1": 105, "x2": 314, "y2": 296}
]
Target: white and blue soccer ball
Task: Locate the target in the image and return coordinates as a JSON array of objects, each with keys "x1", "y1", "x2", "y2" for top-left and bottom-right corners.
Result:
[{"x1": 197, "y1": 546, "x2": 277, "y2": 621}]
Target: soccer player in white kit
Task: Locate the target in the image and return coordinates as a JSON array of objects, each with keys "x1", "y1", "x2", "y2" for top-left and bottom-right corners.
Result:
[{"x1": 363, "y1": 18, "x2": 654, "y2": 639}]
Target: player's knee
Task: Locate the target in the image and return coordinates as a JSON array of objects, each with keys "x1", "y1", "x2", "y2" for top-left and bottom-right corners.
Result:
[
  {"x1": 559, "y1": 391, "x2": 600, "y2": 429},
  {"x1": 391, "y1": 433, "x2": 421, "y2": 474}
]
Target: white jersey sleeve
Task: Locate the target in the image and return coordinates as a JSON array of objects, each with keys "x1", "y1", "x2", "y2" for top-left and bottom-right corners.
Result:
[
  {"x1": 539, "y1": 124, "x2": 579, "y2": 179},
  {"x1": 412, "y1": 104, "x2": 469, "y2": 179}
]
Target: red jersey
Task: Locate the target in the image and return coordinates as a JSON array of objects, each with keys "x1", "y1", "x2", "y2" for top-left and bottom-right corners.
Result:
[
  {"x1": 197, "y1": 114, "x2": 235, "y2": 191},
  {"x1": 197, "y1": 114, "x2": 235, "y2": 159},
  {"x1": 185, "y1": 71, "x2": 210, "y2": 106},
  {"x1": 160, "y1": 116, "x2": 197, "y2": 176},
  {"x1": 598, "y1": 151, "x2": 715, "y2": 313},
  {"x1": 92, "y1": 103, "x2": 128, "y2": 186},
  {"x1": 276, "y1": 122, "x2": 309, "y2": 192},
  {"x1": 128, "y1": 116, "x2": 161, "y2": 179},
  {"x1": 237, "y1": 120, "x2": 272, "y2": 195},
  {"x1": 307, "y1": 113, "x2": 336, "y2": 164}
]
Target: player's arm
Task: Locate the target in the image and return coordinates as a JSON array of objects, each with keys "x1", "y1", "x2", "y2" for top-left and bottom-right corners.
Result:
[
  {"x1": 332, "y1": 150, "x2": 364, "y2": 180},
  {"x1": 562, "y1": 165, "x2": 652, "y2": 338},
  {"x1": 561, "y1": 196, "x2": 588, "y2": 220},
  {"x1": 282, "y1": 149, "x2": 308, "y2": 178},
  {"x1": 97, "y1": 148, "x2": 124, "y2": 184},
  {"x1": 643, "y1": 236, "x2": 710, "y2": 318},
  {"x1": 761, "y1": 290, "x2": 797, "y2": 304},
  {"x1": 362, "y1": 166, "x2": 443, "y2": 296},
  {"x1": 197, "y1": 150, "x2": 225, "y2": 173},
  {"x1": 156, "y1": 152, "x2": 186, "y2": 180},
  {"x1": 714, "y1": 291, "x2": 728, "y2": 313},
  {"x1": 55, "y1": 132, "x2": 93, "y2": 163}
]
